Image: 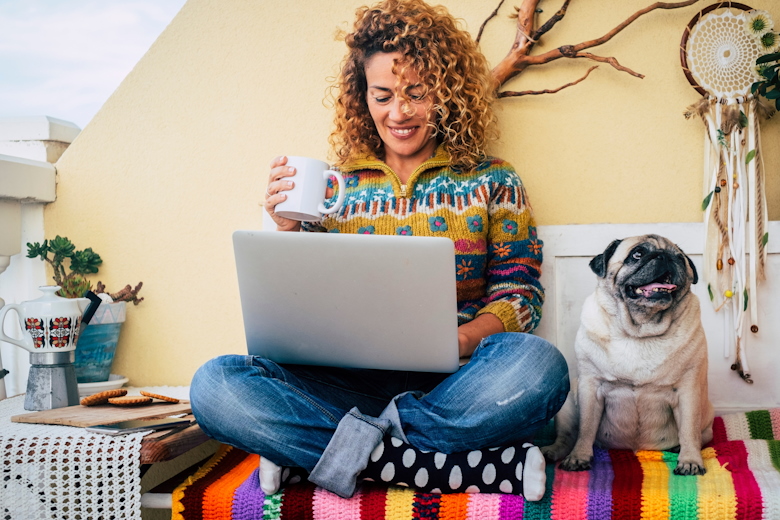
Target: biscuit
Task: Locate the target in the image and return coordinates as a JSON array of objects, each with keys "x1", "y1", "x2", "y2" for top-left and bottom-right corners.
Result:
[
  {"x1": 108, "y1": 396, "x2": 153, "y2": 406},
  {"x1": 80, "y1": 389, "x2": 128, "y2": 406},
  {"x1": 140, "y1": 390, "x2": 180, "y2": 404}
]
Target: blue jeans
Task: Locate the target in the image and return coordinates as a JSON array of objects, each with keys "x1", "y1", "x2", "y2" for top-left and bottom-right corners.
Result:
[{"x1": 190, "y1": 332, "x2": 569, "y2": 497}]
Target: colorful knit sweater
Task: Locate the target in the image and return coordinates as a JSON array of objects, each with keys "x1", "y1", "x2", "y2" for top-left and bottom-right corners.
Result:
[{"x1": 302, "y1": 146, "x2": 544, "y2": 333}]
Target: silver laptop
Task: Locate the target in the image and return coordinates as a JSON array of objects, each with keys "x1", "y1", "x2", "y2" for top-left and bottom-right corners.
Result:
[{"x1": 232, "y1": 230, "x2": 460, "y2": 373}]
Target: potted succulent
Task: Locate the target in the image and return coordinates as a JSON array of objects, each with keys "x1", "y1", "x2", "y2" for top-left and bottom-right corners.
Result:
[{"x1": 26, "y1": 236, "x2": 143, "y2": 383}]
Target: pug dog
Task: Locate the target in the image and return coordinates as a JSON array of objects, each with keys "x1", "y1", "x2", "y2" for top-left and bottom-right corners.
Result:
[{"x1": 542, "y1": 234, "x2": 714, "y2": 475}]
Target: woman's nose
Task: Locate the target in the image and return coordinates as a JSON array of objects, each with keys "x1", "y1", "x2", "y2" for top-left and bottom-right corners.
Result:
[{"x1": 389, "y1": 98, "x2": 409, "y2": 121}]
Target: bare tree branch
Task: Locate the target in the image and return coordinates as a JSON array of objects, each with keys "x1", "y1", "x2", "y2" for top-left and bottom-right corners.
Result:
[
  {"x1": 531, "y1": 0, "x2": 571, "y2": 41},
  {"x1": 567, "y1": 0, "x2": 700, "y2": 54},
  {"x1": 574, "y1": 52, "x2": 644, "y2": 78},
  {"x1": 510, "y1": 0, "x2": 542, "y2": 54},
  {"x1": 498, "y1": 65, "x2": 598, "y2": 97},
  {"x1": 476, "y1": 0, "x2": 506, "y2": 44},
  {"x1": 490, "y1": 0, "x2": 699, "y2": 89}
]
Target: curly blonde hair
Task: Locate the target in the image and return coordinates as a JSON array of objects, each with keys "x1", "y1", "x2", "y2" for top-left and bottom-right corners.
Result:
[{"x1": 329, "y1": 0, "x2": 499, "y2": 171}]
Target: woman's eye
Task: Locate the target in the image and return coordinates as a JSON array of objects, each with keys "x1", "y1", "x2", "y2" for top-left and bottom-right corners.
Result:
[{"x1": 374, "y1": 97, "x2": 391, "y2": 103}]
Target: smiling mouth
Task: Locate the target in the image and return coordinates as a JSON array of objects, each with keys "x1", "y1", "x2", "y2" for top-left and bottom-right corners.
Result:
[
  {"x1": 390, "y1": 127, "x2": 416, "y2": 137},
  {"x1": 628, "y1": 273, "x2": 678, "y2": 299}
]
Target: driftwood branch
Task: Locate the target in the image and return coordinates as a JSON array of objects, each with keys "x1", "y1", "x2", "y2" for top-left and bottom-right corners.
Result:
[
  {"x1": 498, "y1": 65, "x2": 598, "y2": 97},
  {"x1": 476, "y1": 0, "x2": 506, "y2": 43},
  {"x1": 531, "y1": 0, "x2": 571, "y2": 41},
  {"x1": 575, "y1": 52, "x2": 644, "y2": 78},
  {"x1": 489, "y1": 0, "x2": 699, "y2": 94}
]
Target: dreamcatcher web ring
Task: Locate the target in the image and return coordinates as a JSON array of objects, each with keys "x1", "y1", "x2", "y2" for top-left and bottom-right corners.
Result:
[{"x1": 680, "y1": 2, "x2": 757, "y2": 99}]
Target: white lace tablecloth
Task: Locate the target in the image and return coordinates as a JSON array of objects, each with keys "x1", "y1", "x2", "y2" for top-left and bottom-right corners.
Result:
[{"x1": 0, "y1": 386, "x2": 190, "y2": 520}]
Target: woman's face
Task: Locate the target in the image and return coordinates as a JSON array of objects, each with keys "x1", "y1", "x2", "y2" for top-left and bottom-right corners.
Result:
[{"x1": 364, "y1": 51, "x2": 437, "y2": 173}]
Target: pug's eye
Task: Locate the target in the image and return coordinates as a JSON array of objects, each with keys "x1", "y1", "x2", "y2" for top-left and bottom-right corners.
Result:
[{"x1": 632, "y1": 251, "x2": 643, "y2": 260}]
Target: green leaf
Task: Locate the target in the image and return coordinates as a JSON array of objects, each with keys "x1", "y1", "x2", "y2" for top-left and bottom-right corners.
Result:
[
  {"x1": 59, "y1": 275, "x2": 92, "y2": 299},
  {"x1": 702, "y1": 191, "x2": 714, "y2": 211},
  {"x1": 746, "y1": 150, "x2": 756, "y2": 164},
  {"x1": 48, "y1": 236, "x2": 75, "y2": 258},
  {"x1": 765, "y1": 89, "x2": 780, "y2": 99},
  {"x1": 762, "y1": 232, "x2": 769, "y2": 247},
  {"x1": 756, "y1": 52, "x2": 780, "y2": 64},
  {"x1": 25, "y1": 241, "x2": 47, "y2": 260},
  {"x1": 751, "y1": 81, "x2": 760, "y2": 94},
  {"x1": 708, "y1": 284, "x2": 714, "y2": 302},
  {"x1": 717, "y1": 129, "x2": 727, "y2": 147},
  {"x1": 739, "y1": 111, "x2": 748, "y2": 128},
  {"x1": 743, "y1": 288, "x2": 749, "y2": 312},
  {"x1": 69, "y1": 248, "x2": 102, "y2": 275}
]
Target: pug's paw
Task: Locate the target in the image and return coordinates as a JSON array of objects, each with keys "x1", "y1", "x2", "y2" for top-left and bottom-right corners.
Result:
[
  {"x1": 540, "y1": 443, "x2": 570, "y2": 462},
  {"x1": 674, "y1": 460, "x2": 706, "y2": 476},
  {"x1": 558, "y1": 454, "x2": 592, "y2": 472}
]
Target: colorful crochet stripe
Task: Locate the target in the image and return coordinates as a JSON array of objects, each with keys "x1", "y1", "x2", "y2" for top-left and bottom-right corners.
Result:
[{"x1": 172, "y1": 409, "x2": 780, "y2": 520}]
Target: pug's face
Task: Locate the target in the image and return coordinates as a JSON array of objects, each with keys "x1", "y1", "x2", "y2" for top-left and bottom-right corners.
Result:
[{"x1": 590, "y1": 234, "x2": 698, "y2": 319}]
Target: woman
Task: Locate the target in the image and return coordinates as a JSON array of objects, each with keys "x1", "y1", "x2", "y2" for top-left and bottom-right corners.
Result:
[{"x1": 191, "y1": 0, "x2": 569, "y2": 501}]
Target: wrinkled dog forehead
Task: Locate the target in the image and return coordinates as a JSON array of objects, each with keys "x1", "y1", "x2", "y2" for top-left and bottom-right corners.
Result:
[{"x1": 610, "y1": 234, "x2": 677, "y2": 264}]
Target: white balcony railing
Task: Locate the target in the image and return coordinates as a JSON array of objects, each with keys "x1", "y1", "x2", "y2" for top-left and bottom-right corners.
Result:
[{"x1": 0, "y1": 116, "x2": 79, "y2": 398}]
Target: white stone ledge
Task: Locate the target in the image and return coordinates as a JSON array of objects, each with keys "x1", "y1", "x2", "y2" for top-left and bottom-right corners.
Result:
[
  {"x1": 0, "y1": 154, "x2": 56, "y2": 203},
  {"x1": 0, "y1": 116, "x2": 80, "y2": 143}
]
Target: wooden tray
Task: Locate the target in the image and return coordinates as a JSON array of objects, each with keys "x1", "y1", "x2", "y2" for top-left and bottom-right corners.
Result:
[{"x1": 11, "y1": 400, "x2": 192, "y2": 427}]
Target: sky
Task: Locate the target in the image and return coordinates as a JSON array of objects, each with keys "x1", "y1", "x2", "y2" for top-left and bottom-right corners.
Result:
[{"x1": 0, "y1": 0, "x2": 186, "y2": 130}]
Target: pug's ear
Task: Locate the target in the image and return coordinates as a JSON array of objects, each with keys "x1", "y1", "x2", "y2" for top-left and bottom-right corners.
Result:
[
  {"x1": 590, "y1": 239, "x2": 622, "y2": 278},
  {"x1": 686, "y1": 254, "x2": 699, "y2": 284}
]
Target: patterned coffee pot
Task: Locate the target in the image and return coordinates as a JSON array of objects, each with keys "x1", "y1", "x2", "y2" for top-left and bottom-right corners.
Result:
[{"x1": 0, "y1": 286, "x2": 96, "y2": 410}]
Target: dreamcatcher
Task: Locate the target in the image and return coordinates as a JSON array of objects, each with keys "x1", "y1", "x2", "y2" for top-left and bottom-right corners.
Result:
[{"x1": 681, "y1": 2, "x2": 777, "y2": 383}]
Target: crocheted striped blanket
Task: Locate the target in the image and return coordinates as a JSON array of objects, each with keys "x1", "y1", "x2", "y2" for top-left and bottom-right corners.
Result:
[{"x1": 172, "y1": 409, "x2": 780, "y2": 519}]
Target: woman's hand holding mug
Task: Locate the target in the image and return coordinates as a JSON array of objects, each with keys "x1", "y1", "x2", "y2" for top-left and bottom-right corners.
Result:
[
  {"x1": 265, "y1": 156, "x2": 301, "y2": 232},
  {"x1": 265, "y1": 156, "x2": 346, "y2": 232}
]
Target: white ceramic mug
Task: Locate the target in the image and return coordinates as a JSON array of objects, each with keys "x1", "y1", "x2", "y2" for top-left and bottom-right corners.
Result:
[{"x1": 274, "y1": 156, "x2": 346, "y2": 221}]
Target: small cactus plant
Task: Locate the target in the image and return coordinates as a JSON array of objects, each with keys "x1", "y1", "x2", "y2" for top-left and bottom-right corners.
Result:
[
  {"x1": 26, "y1": 236, "x2": 102, "y2": 298},
  {"x1": 26, "y1": 236, "x2": 143, "y2": 303}
]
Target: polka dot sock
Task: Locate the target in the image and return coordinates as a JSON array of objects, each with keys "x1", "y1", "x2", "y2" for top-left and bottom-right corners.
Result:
[
  {"x1": 258, "y1": 457, "x2": 307, "y2": 495},
  {"x1": 360, "y1": 437, "x2": 547, "y2": 500}
]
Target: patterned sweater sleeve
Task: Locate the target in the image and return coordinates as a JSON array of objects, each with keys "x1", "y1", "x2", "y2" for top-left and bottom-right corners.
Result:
[{"x1": 475, "y1": 168, "x2": 544, "y2": 333}]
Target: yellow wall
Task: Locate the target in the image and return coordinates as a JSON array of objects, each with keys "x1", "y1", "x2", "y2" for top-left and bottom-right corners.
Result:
[{"x1": 49, "y1": 0, "x2": 780, "y2": 385}]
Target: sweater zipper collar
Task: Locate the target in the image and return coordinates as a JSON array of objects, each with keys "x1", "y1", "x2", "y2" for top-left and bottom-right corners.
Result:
[{"x1": 339, "y1": 145, "x2": 450, "y2": 198}]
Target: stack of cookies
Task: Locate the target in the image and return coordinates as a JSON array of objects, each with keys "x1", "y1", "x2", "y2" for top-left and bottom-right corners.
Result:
[{"x1": 80, "y1": 389, "x2": 180, "y2": 407}]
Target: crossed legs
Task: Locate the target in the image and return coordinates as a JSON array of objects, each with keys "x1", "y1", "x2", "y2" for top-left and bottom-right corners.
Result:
[{"x1": 191, "y1": 333, "x2": 569, "y2": 498}]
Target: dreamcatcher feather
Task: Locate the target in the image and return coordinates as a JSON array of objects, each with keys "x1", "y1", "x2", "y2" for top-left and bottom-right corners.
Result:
[{"x1": 681, "y1": 2, "x2": 776, "y2": 383}]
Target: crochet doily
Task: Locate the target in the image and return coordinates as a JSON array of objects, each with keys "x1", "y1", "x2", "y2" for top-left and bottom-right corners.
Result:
[
  {"x1": 685, "y1": 9, "x2": 764, "y2": 98},
  {"x1": 0, "y1": 386, "x2": 190, "y2": 520}
]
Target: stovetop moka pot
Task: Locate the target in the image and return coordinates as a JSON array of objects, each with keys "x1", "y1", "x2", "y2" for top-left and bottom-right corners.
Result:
[{"x1": 0, "y1": 286, "x2": 91, "y2": 410}]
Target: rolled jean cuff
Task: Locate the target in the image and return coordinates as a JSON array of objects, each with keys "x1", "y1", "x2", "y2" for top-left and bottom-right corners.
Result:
[
  {"x1": 308, "y1": 407, "x2": 391, "y2": 498},
  {"x1": 378, "y1": 390, "x2": 423, "y2": 443}
]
